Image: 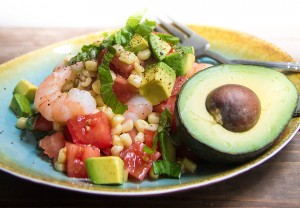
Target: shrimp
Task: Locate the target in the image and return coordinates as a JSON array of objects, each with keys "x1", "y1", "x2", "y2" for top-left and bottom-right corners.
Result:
[
  {"x1": 34, "y1": 65, "x2": 96, "y2": 124},
  {"x1": 123, "y1": 93, "x2": 153, "y2": 122}
]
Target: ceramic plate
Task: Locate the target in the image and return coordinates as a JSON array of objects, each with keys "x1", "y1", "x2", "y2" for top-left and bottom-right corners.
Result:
[{"x1": 0, "y1": 26, "x2": 299, "y2": 196}]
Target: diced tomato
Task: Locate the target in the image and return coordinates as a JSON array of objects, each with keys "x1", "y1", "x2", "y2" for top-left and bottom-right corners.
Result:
[
  {"x1": 110, "y1": 56, "x2": 134, "y2": 79},
  {"x1": 66, "y1": 142, "x2": 100, "y2": 178},
  {"x1": 67, "y1": 112, "x2": 112, "y2": 149},
  {"x1": 39, "y1": 132, "x2": 65, "y2": 160},
  {"x1": 112, "y1": 75, "x2": 137, "y2": 104},
  {"x1": 171, "y1": 76, "x2": 188, "y2": 96},
  {"x1": 120, "y1": 142, "x2": 160, "y2": 181},
  {"x1": 144, "y1": 129, "x2": 156, "y2": 148}
]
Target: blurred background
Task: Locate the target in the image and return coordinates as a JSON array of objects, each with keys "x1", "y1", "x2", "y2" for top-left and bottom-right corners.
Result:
[{"x1": 1, "y1": 0, "x2": 300, "y2": 60}]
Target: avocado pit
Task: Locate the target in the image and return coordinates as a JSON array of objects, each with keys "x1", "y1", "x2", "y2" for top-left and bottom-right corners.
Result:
[{"x1": 205, "y1": 84, "x2": 261, "y2": 132}]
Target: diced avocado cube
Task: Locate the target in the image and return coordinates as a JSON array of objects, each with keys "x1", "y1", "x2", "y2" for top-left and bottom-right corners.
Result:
[
  {"x1": 163, "y1": 51, "x2": 195, "y2": 76},
  {"x1": 163, "y1": 46, "x2": 195, "y2": 76},
  {"x1": 126, "y1": 34, "x2": 149, "y2": 53},
  {"x1": 86, "y1": 156, "x2": 124, "y2": 185},
  {"x1": 139, "y1": 62, "x2": 176, "y2": 105},
  {"x1": 13, "y1": 80, "x2": 37, "y2": 102},
  {"x1": 149, "y1": 34, "x2": 171, "y2": 61},
  {"x1": 10, "y1": 93, "x2": 32, "y2": 117}
]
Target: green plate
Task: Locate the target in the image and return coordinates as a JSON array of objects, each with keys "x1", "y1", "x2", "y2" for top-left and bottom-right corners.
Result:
[{"x1": 0, "y1": 26, "x2": 299, "y2": 196}]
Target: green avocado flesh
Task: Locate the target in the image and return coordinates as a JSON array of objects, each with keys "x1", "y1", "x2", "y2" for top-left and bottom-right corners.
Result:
[{"x1": 176, "y1": 64, "x2": 298, "y2": 163}]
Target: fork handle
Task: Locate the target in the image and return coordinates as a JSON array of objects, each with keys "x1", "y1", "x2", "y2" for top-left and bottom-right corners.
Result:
[
  {"x1": 230, "y1": 59, "x2": 300, "y2": 72},
  {"x1": 196, "y1": 50, "x2": 300, "y2": 72}
]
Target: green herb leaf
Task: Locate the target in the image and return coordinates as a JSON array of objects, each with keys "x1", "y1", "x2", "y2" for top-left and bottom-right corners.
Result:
[
  {"x1": 68, "y1": 44, "x2": 100, "y2": 65},
  {"x1": 114, "y1": 27, "x2": 133, "y2": 46},
  {"x1": 98, "y1": 46, "x2": 127, "y2": 114},
  {"x1": 153, "y1": 160, "x2": 181, "y2": 178},
  {"x1": 125, "y1": 11, "x2": 144, "y2": 32},
  {"x1": 156, "y1": 33, "x2": 179, "y2": 46},
  {"x1": 136, "y1": 19, "x2": 157, "y2": 37}
]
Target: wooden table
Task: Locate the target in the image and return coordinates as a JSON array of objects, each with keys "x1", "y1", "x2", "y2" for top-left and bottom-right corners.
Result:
[{"x1": 0, "y1": 28, "x2": 299, "y2": 207}]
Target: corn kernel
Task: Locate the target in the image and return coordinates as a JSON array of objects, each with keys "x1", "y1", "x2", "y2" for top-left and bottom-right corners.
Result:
[
  {"x1": 84, "y1": 60, "x2": 98, "y2": 72},
  {"x1": 134, "y1": 132, "x2": 145, "y2": 143},
  {"x1": 61, "y1": 81, "x2": 74, "y2": 92},
  {"x1": 94, "y1": 95, "x2": 104, "y2": 107},
  {"x1": 119, "y1": 51, "x2": 136, "y2": 64},
  {"x1": 53, "y1": 122, "x2": 64, "y2": 132},
  {"x1": 111, "y1": 114, "x2": 125, "y2": 127},
  {"x1": 54, "y1": 162, "x2": 66, "y2": 172},
  {"x1": 121, "y1": 119, "x2": 134, "y2": 133},
  {"x1": 92, "y1": 80, "x2": 101, "y2": 94},
  {"x1": 82, "y1": 69, "x2": 97, "y2": 77},
  {"x1": 127, "y1": 74, "x2": 142, "y2": 88},
  {"x1": 113, "y1": 44, "x2": 124, "y2": 56},
  {"x1": 119, "y1": 133, "x2": 132, "y2": 148},
  {"x1": 112, "y1": 124, "x2": 122, "y2": 135},
  {"x1": 105, "y1": 107, "x2": 115, "y2": 120},
  {"x1": 16, "y1": 117, "x2": 27, "y2": 129},
  {"x1": 148, "y1": 112, "x2": 160, "y2": 124},
  {"x1": 113, "y1": 135, "x2": 123, "y2": 146},
  {"x1": 146, "y1": 124, "x2": 158, "y2": 132},
  {"x1": 111, "y1": 145, "x2": 124, "y2": 156},
  {"x1": 134, "y1": 61, "x2": 145, "y2": 74},
  {"x1": 134, "y1": 119, "x2": 148, "y2": 133},
  {"x1": 57, "y1": 147, "x2": 67, "y2": 163},
  {"x1": 89, "y1": 90, "x2": 97, "y2": 98},
  {"x1": 80, "y1": 77, "x2": 92, "y2": 87},
  {"x1": 137, "y1": 49, "x2": 151, "y2": 61},
  {"x1": 182, "y1": 157, "x2": 197, "y2": 173}
]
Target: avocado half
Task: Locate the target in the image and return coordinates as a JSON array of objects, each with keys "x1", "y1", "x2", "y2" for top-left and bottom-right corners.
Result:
[{"x1": 176, "y1": 64, "x2": 298, "y2": 164}]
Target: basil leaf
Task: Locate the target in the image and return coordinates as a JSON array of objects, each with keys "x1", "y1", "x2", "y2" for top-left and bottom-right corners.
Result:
[
  {"x1": 98, "y1": 46, "x2": 128, "y2": 114},
  {"x1": 136, "y1": 19, "x2": 156, "y2": 37},
  {"x1": 153, "y1": 160, "x2": 181, "y2": 178},
  {"x1": 143, "y1": 108, "x2": 175, "y2": 159},
  {"x1": 68, "y1": 44, "x2": 100, "y2": 65}
]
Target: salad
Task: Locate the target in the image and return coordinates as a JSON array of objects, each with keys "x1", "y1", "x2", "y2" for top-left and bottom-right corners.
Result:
[{"x1": 10, "y1": 12, "x2": 212, "y2": 184}]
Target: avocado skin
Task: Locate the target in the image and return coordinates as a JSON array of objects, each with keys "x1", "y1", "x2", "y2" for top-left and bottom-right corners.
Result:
[
  {"x1": 175, "y1": 96, "x2": 286, "y2": 164},
  {"x1": 175, "y1": 64, "x2": 298, "y2": 164}
]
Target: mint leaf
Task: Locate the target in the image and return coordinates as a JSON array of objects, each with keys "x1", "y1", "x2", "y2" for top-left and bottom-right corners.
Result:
[{"x1": 98, "y1": 46, "x2": 127, "y2": 114}]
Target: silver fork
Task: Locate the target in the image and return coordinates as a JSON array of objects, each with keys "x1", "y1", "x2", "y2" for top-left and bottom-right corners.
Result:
[{"x1": 155, "y1": 17, "x2": 300, "y2": 72}]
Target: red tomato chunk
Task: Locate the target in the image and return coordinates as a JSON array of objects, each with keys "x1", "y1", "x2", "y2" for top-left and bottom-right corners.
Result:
[
  {"x1": 120, "y1": 142, "x2": 161, "y2": 181},
  {"x1": 66, "y1": 142, "x2": 100, "y2": 178},
  {"x1": 39, "y1": 132, "x2": 65, "y2": 161},
  {"x1": 112, "y1": 76, "x2": 137, "y2": 104},
  {"x1": 67, "y1": 112, "x2": 112, "y2": 149}
]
